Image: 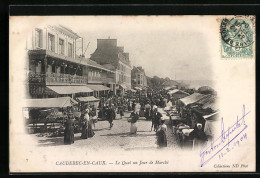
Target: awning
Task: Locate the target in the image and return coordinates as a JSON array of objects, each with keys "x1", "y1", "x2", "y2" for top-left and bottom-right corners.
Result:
[
  {"x1": 129, "y1": 89, "x2": 136, "y2": 92},
  {"x1": 25, "y1": 97, "x2": 74, "y2": 108},
  {"x1": 203, "y1": 112, "x2": 219, "y2": 120},
  {"x1": 87, "y1": 85, "x2": 111, "y2": 91},
  {"x1": 76, "y1": 96, "x2": 100, "y2": 103},
  {"x1": 134, "y1": 87, "x2": 142, "y2": 90},
  {"x1": 164, "y1": 86, "x2": 171, "y2": 90},
  {"x1": 168, "y1": 89, "x2": 189, "y2": 95},
  {"x1": 70, "y1": 98, "x2": 78, "y2": 105},
  {"x1": 120, "y1": 84, "x2": 127, "y2": 89},
  {"x1": 47, "y1": 86, "x2": 93, "y2": 94},
  {"x1": 180, "y1": 93, "x2": 207, "y2": 106}
]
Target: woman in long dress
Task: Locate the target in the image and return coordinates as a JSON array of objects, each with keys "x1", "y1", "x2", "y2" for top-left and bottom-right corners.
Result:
[
  {"x1": 129, "y1": 112, "x2": 139, "y2": 134},
  {"x1": 81, "y1": 109, "x2": 90, "y2": 139},
  {"x1": 64, "y1": 113, "x2": 75, "y2": 144},
  {"x1": 156, "y1": 118, "x2": 167, "y2": 148},
  {"x1": 87, "y1": 109, "x2": 95, "y2": 138}
]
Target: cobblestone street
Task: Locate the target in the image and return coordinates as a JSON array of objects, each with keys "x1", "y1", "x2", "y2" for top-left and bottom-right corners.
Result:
[{"x1": 33, "y1": 110, "x2": 179, "y2": 151}]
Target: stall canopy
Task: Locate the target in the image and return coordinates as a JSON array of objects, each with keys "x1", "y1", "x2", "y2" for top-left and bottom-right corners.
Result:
[
  {"x1": 25, "y1": 97, "x2": 74, "y2": 108},
  {"x1": 87, "y1": 85, "x2": 111, "y2": 91},
  {"x1": 120, "y1": 84, "x2": 127, "y2": 89},
  {"x1": 70, "y1": 98, "x2": 78, "y2": 105},
  {"x1": 164, "y1": 85, "x2": 177, "y2": 91},
  {"x1": 129, "y1": 89, "x2": 136, "y2": 92},
  {"x1": 203, "y1": 111, "x2": 219, "y2": 120},
  {"x1": 47, "y1": 85, "x2": 93, "y2": 94},
  {"x1": 168, "y1": 89, "x2": 189, "y2": 95},
  {"x1": 202, "y1": 96, "x2": 219, "y2": 111},
  {"x1": 76, "y1": 96, "x2": 100, "y2": 102},
  {"x1": 134, "y1": 86, "x2": 142, "y2": 90},
  {"x1": 179, "y1": 93, "x2": 207, "y2": 106},
  {"x1": 164, "y1": 86, "x2": 171, "y2": 90}
]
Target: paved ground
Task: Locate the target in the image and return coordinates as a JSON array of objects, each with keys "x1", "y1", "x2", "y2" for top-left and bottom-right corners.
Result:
[{"x1": 33, "y1": 109, "x2": 180, "y2": 151}]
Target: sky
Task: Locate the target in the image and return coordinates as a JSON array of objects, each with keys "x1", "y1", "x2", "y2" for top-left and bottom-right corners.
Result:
[{"x1": 31, "y1": 16, "x2": 216, "y2": 80}]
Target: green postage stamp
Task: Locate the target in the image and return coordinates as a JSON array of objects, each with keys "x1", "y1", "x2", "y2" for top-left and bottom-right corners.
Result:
[{"x1": 220, "y1": 16, "x2": 255, "y2": 59}]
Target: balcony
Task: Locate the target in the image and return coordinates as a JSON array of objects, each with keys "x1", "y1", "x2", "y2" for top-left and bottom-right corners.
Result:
[
  {"x1": 28, "y1": 73, "x2": 87, "y2": 86},
  {"x1": 88, "y1": 75, "x2": 115, "y2": 84}
]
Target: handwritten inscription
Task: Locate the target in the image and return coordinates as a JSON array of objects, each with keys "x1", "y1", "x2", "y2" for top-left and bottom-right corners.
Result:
[{"x1": 200, "y1": 105, "x2": 250, "y2": 167}]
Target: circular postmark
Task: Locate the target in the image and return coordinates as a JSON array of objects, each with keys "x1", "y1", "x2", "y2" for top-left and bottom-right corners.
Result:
[{"x1": 220, "y1": 18, "x2": 253, "y2": 48}]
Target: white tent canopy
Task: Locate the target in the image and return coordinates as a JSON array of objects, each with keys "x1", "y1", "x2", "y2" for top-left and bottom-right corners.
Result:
[{"x1": 25, "y1": 97, "x2": 74, "y2": 108}]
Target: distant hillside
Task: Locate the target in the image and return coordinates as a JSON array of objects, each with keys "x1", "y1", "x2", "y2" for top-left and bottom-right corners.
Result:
[
  {"x1": 146, "y1": 76, "x2": 180, "y2": 89},
  {"x1": 176, "y1": 80, "x2": 215, "y2": 90},
  {"x1": 146, "y1": 76, "x2": 215, "y2": 90}
]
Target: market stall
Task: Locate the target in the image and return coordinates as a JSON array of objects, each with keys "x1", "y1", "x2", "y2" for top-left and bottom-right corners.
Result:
[
  {"x1": 24, "y1": 97, "x2": 76, "y2": 134},
  {"x1": 76, "y1": 96, "x2": 100, "y2": 108}
]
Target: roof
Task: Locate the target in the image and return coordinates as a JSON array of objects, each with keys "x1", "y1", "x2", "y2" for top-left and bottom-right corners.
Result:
[
  {"x1": 47, "y1": 86, "x2": 93, "y2": 94},
  {"x1": 180, "y1": 93, "x2": 207, "y2": 106},
  {"x1": 50, "y1": 25, "x2": 80, "y2": 39},
  {"x1": 87, "y1": 85, "x2": 111, "y2": 91},
  {"x1": 168, "y1": 89, "x2": 189, "y2": 95},
  {"x1": 76, "y1": 96, "x2": 100, "y2": 102},
  {"x1": 191, "y1": 94, "x2": 219, "y2": 111},
  {"x1": 25, "y1": 97, "x2": 73, "y2": 108},
  {"x1": 202, "y1": 97, "x2": 219, "y2": 111},
  {"x1": 86, "y1": 59, "x2": 114, "y2": 72},
  {"x1": 102, "y1": 64, "x2": 116, "y2": 70},
  {"x1": 90, "y1": 44, "x2": 131, "y2": 66}
]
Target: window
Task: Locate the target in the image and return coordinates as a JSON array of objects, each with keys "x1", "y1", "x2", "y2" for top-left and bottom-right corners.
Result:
[
  {"x1": 59, "y1": 38, "x2": 65, "y2": 55},
  {"x1": 35, "y1": 29, "x2": 42, "y2": 48},
  {"x1": 68, "y1": 42, "x2": 73, "y2": 57},
  {"x1": 48, "y1": 33, "x2": 55, "y2": 52},
  {"x1": 137, "y1": 80, "x2": 140, "y2": 84}
]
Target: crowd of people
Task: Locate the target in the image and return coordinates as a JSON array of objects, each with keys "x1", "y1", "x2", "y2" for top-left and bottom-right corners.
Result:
[
  {"x1": 62, "y1": 89, "x2": 172, "y2": 147},
  {"x1": 63, "y1": 104, "x2": 97, "y2": 145},
  {"x1": 63, "y1": 88, "x2": 209, "y2": 149}
]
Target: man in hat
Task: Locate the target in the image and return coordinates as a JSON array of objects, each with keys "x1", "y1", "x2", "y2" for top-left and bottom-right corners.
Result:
[
  {"x1": 106, "y1": 106, "x2": 114, "y2": 128},
  {"x1": 151, "y1": 106, "x2": 162, "y2": 132},
  {"x1": 144, "y1": 101, "x2": 151, "y2": 120}
]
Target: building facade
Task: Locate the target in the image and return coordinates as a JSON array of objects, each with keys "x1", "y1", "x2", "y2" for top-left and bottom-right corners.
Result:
[
  {"x1": 26, "y1": 25, "x2": 115, "y2": 99},
  {"x1": 131, "y1": 66, "x2": 148, "y2": 89},
  {"x1": 86, "y1": 58, "x2": 116, "y2": 97},
  {"x1": 90, "y1": 39, "x2": 131, "y2": 95}
]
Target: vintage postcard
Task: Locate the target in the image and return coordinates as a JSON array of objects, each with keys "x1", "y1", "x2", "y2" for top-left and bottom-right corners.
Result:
[{"x1": 9, "y1": 16, "x2": 255, "y2": 172}]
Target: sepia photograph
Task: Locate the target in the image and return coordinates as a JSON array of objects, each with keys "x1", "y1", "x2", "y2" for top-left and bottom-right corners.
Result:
[{"x1": 9, "y1": 15, "x2": 255, "y2": 172}]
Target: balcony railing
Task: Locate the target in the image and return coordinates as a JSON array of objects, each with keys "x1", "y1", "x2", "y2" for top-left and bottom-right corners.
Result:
[
  {"x1": 28, "y1": 72, "x2": 88, "y2": 85},
  {"x1": 88, "y1": 75, "x2": 115, "y2": 83}
]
